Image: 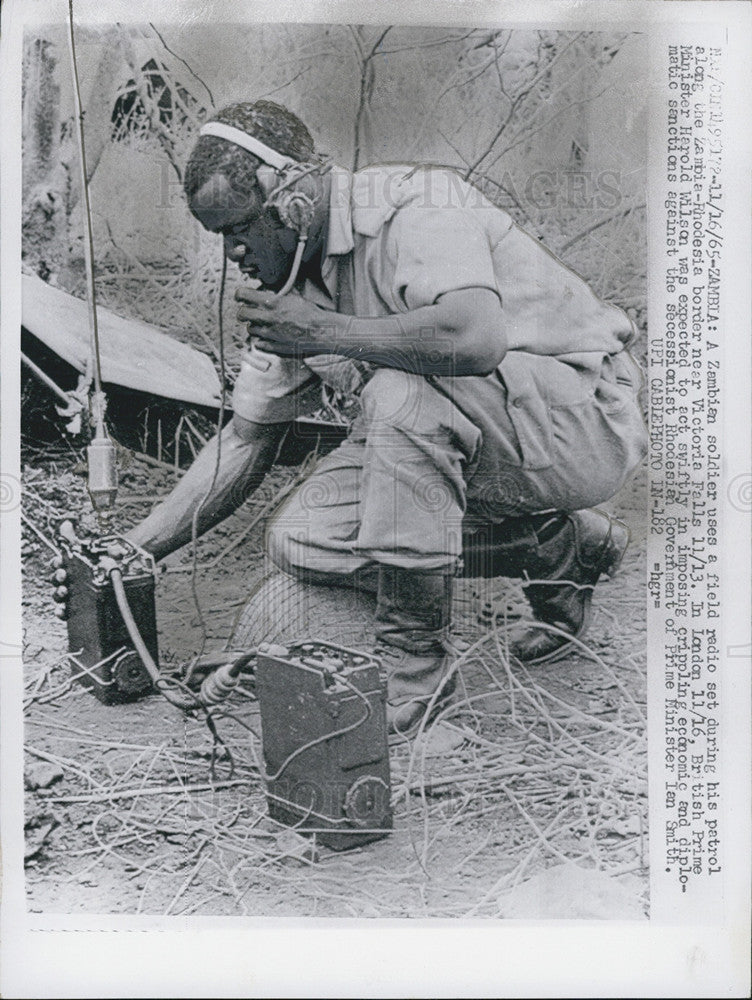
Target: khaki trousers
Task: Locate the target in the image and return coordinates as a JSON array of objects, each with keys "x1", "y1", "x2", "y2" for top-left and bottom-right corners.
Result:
[{"x1": 266, "y1": 351, "x2": 647, "y2": 578}]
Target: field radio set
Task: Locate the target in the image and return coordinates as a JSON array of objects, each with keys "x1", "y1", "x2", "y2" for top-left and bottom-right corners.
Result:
[
  {"x1": 255, "y1": 640, "x2": 392, "y2": 849},
  {"x1": 51, "y1": 527, "x2": 393, "y2": 848},
  {"x1": 53, "y1": 522, "x2": 158, "y2": 704}
]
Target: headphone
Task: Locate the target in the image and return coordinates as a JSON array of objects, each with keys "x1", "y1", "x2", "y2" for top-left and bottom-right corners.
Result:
[{"x1": 199, "y1": 121, "x2": 328, "y2": 235}]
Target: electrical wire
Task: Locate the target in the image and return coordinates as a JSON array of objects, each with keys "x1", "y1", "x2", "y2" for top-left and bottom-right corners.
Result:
[
  {"x1": 103, "y1": 162, "x2": 328, "y2": 756},
  {"x1": 153, "y1": 673, "x2": 236, "y2": 781},
  {"x1": 186, "y1": 219, "x2": 304, "y2": 648},
  {"x1": 109, "y1": 567, "x2": 236, "y2": 777},
  {"x1": 110, "y1": 567, "x2": 195, "y2": 711},
  {"x1": 188, "y1": 251, "x2": 228, "y2": 653},
  {"x1": 275, "y1": 235, "x2": 307, "y2": 297},
  {"x1": 262, "y1": 674, "x2": 372, "y2": 782},
  {"x1": 112, "y1": 558, "x2": 377, "y2": 790}
]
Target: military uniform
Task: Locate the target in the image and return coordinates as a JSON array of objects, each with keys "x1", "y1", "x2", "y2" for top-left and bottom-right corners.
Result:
[
  {"x1": 128, "y1": 129, "x2": 649, "y2": 732},
  {"x1": 228, "y1": 165, "x2": 647, "y2": 579}
]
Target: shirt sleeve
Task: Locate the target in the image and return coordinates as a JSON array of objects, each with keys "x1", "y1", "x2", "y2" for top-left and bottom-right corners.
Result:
[{"x1": 386, "y1": 171, "x2": 503, "y2": 312}]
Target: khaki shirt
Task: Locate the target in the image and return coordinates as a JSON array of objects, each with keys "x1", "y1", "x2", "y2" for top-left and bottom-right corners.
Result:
[
  {"x1": 299, "y1": 164, "x2": 639, "y2": 470},
  {"x1": 310, "y1": 164, "x2": 635, "y2": 355},
  {"x1": 235, "y1": 163, "x2": 640, "y2": 466}
]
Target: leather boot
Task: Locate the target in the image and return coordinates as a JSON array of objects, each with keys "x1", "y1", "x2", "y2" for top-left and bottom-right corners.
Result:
[
  {"x1": 462, "y1": 509, "x2": 628, "y2": 664},
  {"x1": 374, "y1": 566, "x2": 455, "y2": 736},
  {"x1": 460, "y1": 513, "x2": 556, "y2": 580}
]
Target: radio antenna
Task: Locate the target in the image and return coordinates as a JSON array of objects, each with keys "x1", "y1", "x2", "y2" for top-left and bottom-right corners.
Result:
[{"x1": 67, "y1": 0, "x2": 117, "y2": 512}]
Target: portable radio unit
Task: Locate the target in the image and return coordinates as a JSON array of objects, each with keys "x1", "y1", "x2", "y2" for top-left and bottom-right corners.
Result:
[
  {"x1": 255, "y1": 640, "x2": 392, "y2": 850},
  {"x1": 55, "y1": 526, "x2": 157, "y2": 704}
]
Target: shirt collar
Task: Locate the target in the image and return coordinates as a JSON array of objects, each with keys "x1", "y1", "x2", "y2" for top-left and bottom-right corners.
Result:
[
  {"x1": 324, "y1": 166, "x2": 355, "y2": 257},
  {"x1": 321, "y1": 164, "x2": 411, "y2": 298},
  {"x1": 324, "y1": 163, "x2": 418, "y2": 258},
  {"x1": 317, "y1": 165, "x2": 351, "y2": 300}
]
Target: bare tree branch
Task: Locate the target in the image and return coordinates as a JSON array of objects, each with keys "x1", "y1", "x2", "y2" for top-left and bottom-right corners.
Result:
[
  {"x1": 558, "y1": 202, "x2": 646, "y2": 254},
  {"x1": 258, "y1": 68, "x2": 312, "y2": 100},
  {"x1": 490, "y1": 30, "x2": 513, "y2": 96},
  {"x1": 375, "y1": 29, "x2": 476, "y2": 56},
  {"x1": 438, "y1": 128, "x2": 538, "y2": 232},
  {"x1": 351, "y1": 26, "x2": 393, "y2": 170},
  {"x1": 347, "y1": 24, "x2": 365, "y2": 61},
  {"x1": 463, "y1": 31, "x2": 586, "y2": 180},
  {"x1": 475, "y1": 34, "x2": 629, "y2": 181},
  {"x1": 368, "y1": 26, "x2": 392, "y2": 58},
  {"x1": 118, "y1": 30, "x2": 183, "y2": 181},
  {"x1": 440, "y1": 50, "x2": 498, "y2": 101},
  {"x1": 148, "y1": 23, "x2": 215, "y2": 109},
  {"x1": 481, "y1": 80, "x2": 616, "y2": 176}
]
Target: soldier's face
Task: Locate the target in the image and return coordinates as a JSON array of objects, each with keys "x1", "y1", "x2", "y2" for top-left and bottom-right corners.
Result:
[{"x1": 189, "y1": 173, "x2": 299, "y2": 290}]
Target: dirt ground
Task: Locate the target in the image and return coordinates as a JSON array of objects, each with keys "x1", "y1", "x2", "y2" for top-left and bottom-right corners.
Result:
[{"x1": 20, "y1": 417, "x2": 649, "y2": 920}]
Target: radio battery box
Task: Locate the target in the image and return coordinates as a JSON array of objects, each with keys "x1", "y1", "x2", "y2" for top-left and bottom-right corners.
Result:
[
  {"x1": 57, "y1": 528, "x2": 157, "y2": 704},
  {"x1": 256, "y1": 640, "x2": 392, "y2": 850}
]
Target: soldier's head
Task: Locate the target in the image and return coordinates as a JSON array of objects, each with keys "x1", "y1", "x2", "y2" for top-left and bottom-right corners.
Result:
[{"x1": 185, "y1": 101, "x2": 327, "y2": 290}]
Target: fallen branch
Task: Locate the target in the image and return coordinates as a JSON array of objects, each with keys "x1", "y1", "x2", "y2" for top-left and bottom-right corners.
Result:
[
  {"x1": 559, "y1": 203, "x2": 647, "y2": 255},
  {"x1": 45, "y1": 777, "x2": 254, "y2": 805},
  {"x1": 131, "y1": 449, "x2": 183, "y2": 475}
]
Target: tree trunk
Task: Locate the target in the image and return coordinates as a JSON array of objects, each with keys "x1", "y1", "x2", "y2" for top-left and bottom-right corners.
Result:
[{"x1": 22, "y1": 26, "x2": 124, "y2": 281}]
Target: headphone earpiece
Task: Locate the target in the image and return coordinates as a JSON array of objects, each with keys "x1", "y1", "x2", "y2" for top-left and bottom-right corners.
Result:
[
  {"x1": 274, "y1": 187, "x2": 316, "y2": 233},
  {"x1": 262, "y1": 162, "x2": 323, "y2": 235}
]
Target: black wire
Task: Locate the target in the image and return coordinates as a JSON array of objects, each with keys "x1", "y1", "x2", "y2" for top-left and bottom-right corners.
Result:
[
  {"x1": 211, "y1": 704, "x2": 262, "y2": 741},
  {"x1": 188, "y1": 250, "x2": 228, "y2": 654},
  {"x1": 205, "y1": 709, "x2": 236, "y2": 782},
  {"x1": 154, "y1": 672, "x2": 236, "y2": 781},
  {"x1": 183, "y1": 249, "x2": 236, "y2": 780}
]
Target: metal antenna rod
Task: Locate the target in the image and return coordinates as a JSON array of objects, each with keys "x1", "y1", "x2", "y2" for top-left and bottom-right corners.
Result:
[
  {"x1": 66, "y1": 0, "x2": 104, "y2": 427},
  {"x1": 67, "y1": 1, "x2": 118, "y2": 513}
]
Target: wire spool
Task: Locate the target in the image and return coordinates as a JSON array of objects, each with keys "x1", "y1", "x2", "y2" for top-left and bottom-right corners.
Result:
[
  {"x1": 112, "y1": 651, "x2": 152, "y2": 696},
  {"x1": 232, "y1": 572, "x2": 377, "y2": 651}
]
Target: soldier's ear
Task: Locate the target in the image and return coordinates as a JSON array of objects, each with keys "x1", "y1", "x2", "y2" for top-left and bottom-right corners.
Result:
[{"x1": 255, "y1": 165, "x2": 279, "y2": 202}]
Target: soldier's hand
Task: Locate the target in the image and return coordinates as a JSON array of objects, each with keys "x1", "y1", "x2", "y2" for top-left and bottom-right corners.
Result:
[{"x1": 235, "y1": 287, "x2": 334, "y2": 356}]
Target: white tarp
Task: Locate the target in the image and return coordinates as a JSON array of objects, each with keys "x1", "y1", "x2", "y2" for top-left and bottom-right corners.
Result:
[{"x1": 22, "y1": 273, "x2": 222, "y2": 408}]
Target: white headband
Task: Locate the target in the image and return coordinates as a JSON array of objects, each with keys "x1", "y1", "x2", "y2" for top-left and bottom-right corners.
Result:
[{"x1": 199, "y1": 121, "x2": 296, "y2": 171}]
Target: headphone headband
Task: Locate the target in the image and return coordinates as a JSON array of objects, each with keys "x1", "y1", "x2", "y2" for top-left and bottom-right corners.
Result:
[{"x1": 199, "y1": 121, "x2": 296, "y2": 171}]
